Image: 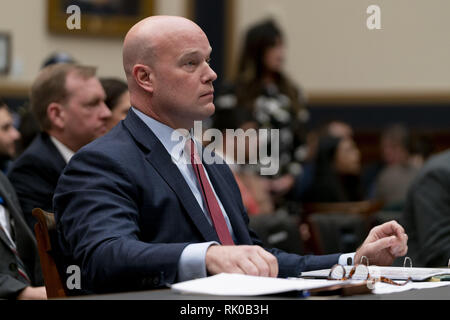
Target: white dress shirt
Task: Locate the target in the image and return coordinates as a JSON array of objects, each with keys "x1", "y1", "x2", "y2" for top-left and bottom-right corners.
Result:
[
  {"x1": 0, "y1": 204, "x2": 15, "y2": 248},
  {"x1": 50, "y1": 136, "x2": 75, "y2": 164}
]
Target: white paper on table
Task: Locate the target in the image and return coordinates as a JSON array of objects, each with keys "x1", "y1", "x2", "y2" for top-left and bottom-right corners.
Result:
[
  {"x1": 171, "y1": 273, "x2": 349, "y2": 296},
  {"x1": 373, "y1": 281, "x2": 450, "y2": 295}
]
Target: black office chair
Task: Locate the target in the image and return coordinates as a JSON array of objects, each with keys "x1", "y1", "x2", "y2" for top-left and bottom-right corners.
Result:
[{"x1": 249, "y1": 212, "x2": 304, "y2": 255}]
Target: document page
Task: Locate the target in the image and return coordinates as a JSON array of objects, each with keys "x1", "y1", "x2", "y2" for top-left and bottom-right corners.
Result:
[
  {"x1": 301, "y1": 266, "x2": 450, "y2": 281},
  {"x1": 171, "y1": 273, "x2": 349, "y2": 296},
  {"x1": 373, "y1": 281, "x2": 450, "y2": 294}
]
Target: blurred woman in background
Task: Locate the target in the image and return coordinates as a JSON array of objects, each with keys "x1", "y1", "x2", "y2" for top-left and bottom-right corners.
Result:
[
  {"x1": 100, "y1": 78, "x2": 130, "y2": 131},
  {"x1": 302, "y1": 135, "x2": 362, "y2": 203},
  {"x1": 214, "y1": 19, "x2": 308, "y2": 212}
]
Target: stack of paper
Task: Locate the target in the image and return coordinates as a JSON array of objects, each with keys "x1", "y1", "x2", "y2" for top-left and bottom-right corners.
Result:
[
  {"x1": 301, "y1": 266, "x2": 450, "y2": 281},
  {"x1": 171, "y1": 273, "x2": 349, "y2": 296},
  {"x1": 372, "y1": 281, "x2": 450, "y2": 295}
]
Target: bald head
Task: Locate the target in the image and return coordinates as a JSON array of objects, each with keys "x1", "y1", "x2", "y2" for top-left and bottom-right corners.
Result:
[
  {"x1": 123, "y1": 16, "x2": 205, "y2": 80},
  {"x1": 122, "y1": 16, "x2": 217, "y2": 129}
]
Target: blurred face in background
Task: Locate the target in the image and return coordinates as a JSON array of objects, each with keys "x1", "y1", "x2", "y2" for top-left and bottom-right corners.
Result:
[
  {"x1": 0, "y1": 106, "x2": 20, "y2": 159},
  {"x1": 263, "y1": 37, "x2": 285, "y2": 74},
  {"x1": 335, "y1": 137, "x2": 361, "y2": 175},
  {"x1": 60, "y1": 73, "x2": 111, "y2": 151},
  {"x1": 381, "y1": 137, "x2": 409, "y2": 165},
  {"x1": 106, "y1": 90, "x2": 130, "y2": 131}
]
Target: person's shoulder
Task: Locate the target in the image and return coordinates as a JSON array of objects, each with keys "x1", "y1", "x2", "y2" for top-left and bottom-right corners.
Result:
[
  {"x1": 410, "y1": 150, "x2": 450, "y2": 188},
  {"x1": 73, "y1": 122, "x2": 135, "y2": 164},
  {"x1": 420, "y1": 150, "x2": 450, "y2": 173},
  {"x1": 9, "y1": 133, "x2": 57, "y2": 171}
]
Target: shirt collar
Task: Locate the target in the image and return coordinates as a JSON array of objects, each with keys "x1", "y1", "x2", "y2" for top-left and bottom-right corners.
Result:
[
  {"x1": 132, "y1": 107, "x2": 193, "y2": 163},
  {"x1": 50, "y1": 136, "x2": 75, "y2": 164}
]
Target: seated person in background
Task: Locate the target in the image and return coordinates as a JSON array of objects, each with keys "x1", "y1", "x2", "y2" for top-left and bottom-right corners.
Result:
[
  {"x1": 53, "y1": 16, "x2": 408, "y2": 294},
  {"x1": 302, "y1": 134, "x2": 362, "y2": 203},
  {"x1": 0, "y1": 99, "x2": 21, "y2": 173},
  {"x1": 403, "y1": 149, "x2": 450, "y2": 267},
  {"x1": 15, "y1": 52, "x2": 78, "y2": 156},
  {"x1": 0, "y1": 104, "x2": 45, "y2": 299},
  {"x1": 408, "y1": 134, "x2": 434, "y2": 169},
  {"x1": 8, "y1": 63, "x2": 111, "y2": 231},
  {"x1": 291, "y1": 120, "x2": 354, "y2": 200},
  {"x1": 100, "y1": 78, "x2": 131, "y2": 131},
  {"x1": 372, "y1": 124, "x2": 420, "y2": 210},
  {"x1": 41, "y1": 52, "x2": 76, "y2": 69}
]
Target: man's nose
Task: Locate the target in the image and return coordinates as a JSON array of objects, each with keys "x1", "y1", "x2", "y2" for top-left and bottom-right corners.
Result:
[
  {"x1": 202, "y1": 64, "x2": 217, "y2": 83},
  {"x1": 100, "y1": 102, "x2": 112, "y2": 119},
  {"x1": 12, "y1": 127, "x2": 21, "y2": 141}
]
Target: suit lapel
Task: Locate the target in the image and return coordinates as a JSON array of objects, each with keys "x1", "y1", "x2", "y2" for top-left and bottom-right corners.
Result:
[{"x1": 123, "y1": 110, "x2": 220, "y2": 243}]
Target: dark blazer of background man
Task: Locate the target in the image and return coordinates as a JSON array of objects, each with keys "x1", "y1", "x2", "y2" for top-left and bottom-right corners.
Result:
[
  {"x1": 54, "y1": 16, "x2": 408, "y2": 294},
  {"x1": 8, "y1": 64, "x2": 111, "y2": 231},
  {"x1": 0, "y1": 172, "x2": 45, "y2": 299},
  {"x1": 0, "y1": 100, "x2": 45, "y2": 299},
  {"x1": 403, "y1": 150, "x2": 450, "y2": 267}
]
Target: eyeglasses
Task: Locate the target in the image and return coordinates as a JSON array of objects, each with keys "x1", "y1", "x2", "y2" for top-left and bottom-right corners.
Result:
[{"x1": 328, "y1": 257, "x2": 412, "y2": 287}]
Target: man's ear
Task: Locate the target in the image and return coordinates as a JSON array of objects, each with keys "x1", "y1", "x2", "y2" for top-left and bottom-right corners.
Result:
[
  {"x1": 47, "y1": 102, "x2": 65, "y2": 130},
  {"x1": 133, "y1": 64, "x2": 154, "y2": 93}
]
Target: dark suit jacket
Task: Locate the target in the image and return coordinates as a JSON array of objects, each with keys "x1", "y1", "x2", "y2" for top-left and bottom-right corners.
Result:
[
  {"x1": 403, "y1": 150, "x2": 450, "y2": 267},
  {"x1": 54, "y1": 109, "x2": 340, "y2": 294},
  {"x1": 8, "y1": 132, "x2": 66, "y2": 231},
  {"x1": 0, "y1": 172, "x2": 43, "y2": 299}
]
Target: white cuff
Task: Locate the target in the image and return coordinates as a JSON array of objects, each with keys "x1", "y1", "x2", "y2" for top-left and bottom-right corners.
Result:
[
  {"x1": 338, "y1": 252, "x2": 355, "y2": 266},
  {"x1": 177, "y1": 242, "x2": 219, "y2": 282}
]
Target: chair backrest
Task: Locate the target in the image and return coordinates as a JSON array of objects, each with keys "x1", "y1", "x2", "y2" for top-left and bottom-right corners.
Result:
[
  {"x1": 249, "y1": 212, "x2": 304, "y2": 255},
  {"x1": 32, "y1": 208, "x2": 67, "y2": 298}
]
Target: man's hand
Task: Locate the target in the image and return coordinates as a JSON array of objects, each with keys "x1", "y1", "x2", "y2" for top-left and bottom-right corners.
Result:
[
  {"x1": 354, "y1": 220, "x2": 408, "y2": 266},
  {"x1": 205, "y1": 245, "x2": 278, "y2": 277},
  {"x1": 17, "y1": 286, "x2": 47, "y2": 300}
]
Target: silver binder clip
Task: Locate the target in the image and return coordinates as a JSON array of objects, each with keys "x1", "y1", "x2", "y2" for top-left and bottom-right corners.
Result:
[
  {"x1": 403, "y1": 256, "x2": 412, "y2": 268},
  {"x1": 360, "y1": 255, "x2": 369, "y2": 266}
]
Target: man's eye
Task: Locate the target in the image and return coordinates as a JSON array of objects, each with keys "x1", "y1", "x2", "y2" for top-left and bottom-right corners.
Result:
[
  {"x1": 206, "y1": 58, "x2": 211, "y2": 65},
  {"x1": 186, "y1": 61, "x2": 197, "y2": 66}
]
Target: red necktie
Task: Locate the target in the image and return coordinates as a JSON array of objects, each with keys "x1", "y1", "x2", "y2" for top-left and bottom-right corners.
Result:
[{"x1": 189, "y1": 139, "x2": 235, "y2": 245}]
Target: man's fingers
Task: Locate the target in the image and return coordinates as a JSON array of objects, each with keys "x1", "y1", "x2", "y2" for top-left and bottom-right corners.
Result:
[
  {"x1": 237, "y1": 258, "x2": 260, "y2": 276},
  {"x1": 246, "y1": 253, "x2": 270, "y2": 277},
  {"x1": 205, "y1": 245, "x2": 278, "y2": 277},
  {"x1": 391, "y1": 221, "x2": 406, "y2": 238},
  {"x1": 389, "y1": 234, "x2": 408, "y2": 256},
  {"x1": 257, "y1": 249, "x2": 279, "y2": 278},
  {"x1": 367, "y1": 235, "x2": 396, "y2": 253},
  {"x1": 374, "y1": 220, "x2": 405, "y2": 238}
]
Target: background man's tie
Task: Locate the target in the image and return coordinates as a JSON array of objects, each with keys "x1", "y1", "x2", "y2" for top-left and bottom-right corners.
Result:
[{"x1": 189, "y1": 139, "x2": 235, "y2": 245}]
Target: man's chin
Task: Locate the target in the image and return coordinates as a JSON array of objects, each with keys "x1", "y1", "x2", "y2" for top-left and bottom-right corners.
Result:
[{"x1": 203, "y1": 103, "x2": 216, "y2": 118}]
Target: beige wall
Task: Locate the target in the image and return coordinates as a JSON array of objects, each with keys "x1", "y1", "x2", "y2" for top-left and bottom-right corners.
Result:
[
  {"x1": 234, "y1": 0, "x2": 450, "y2": 92},
  {"x1": 0, "y1": 0, "x2": 187, "y2": 83},
  {"x1": 1, "y1": 0, "x2": 450, "y2": 94}
]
